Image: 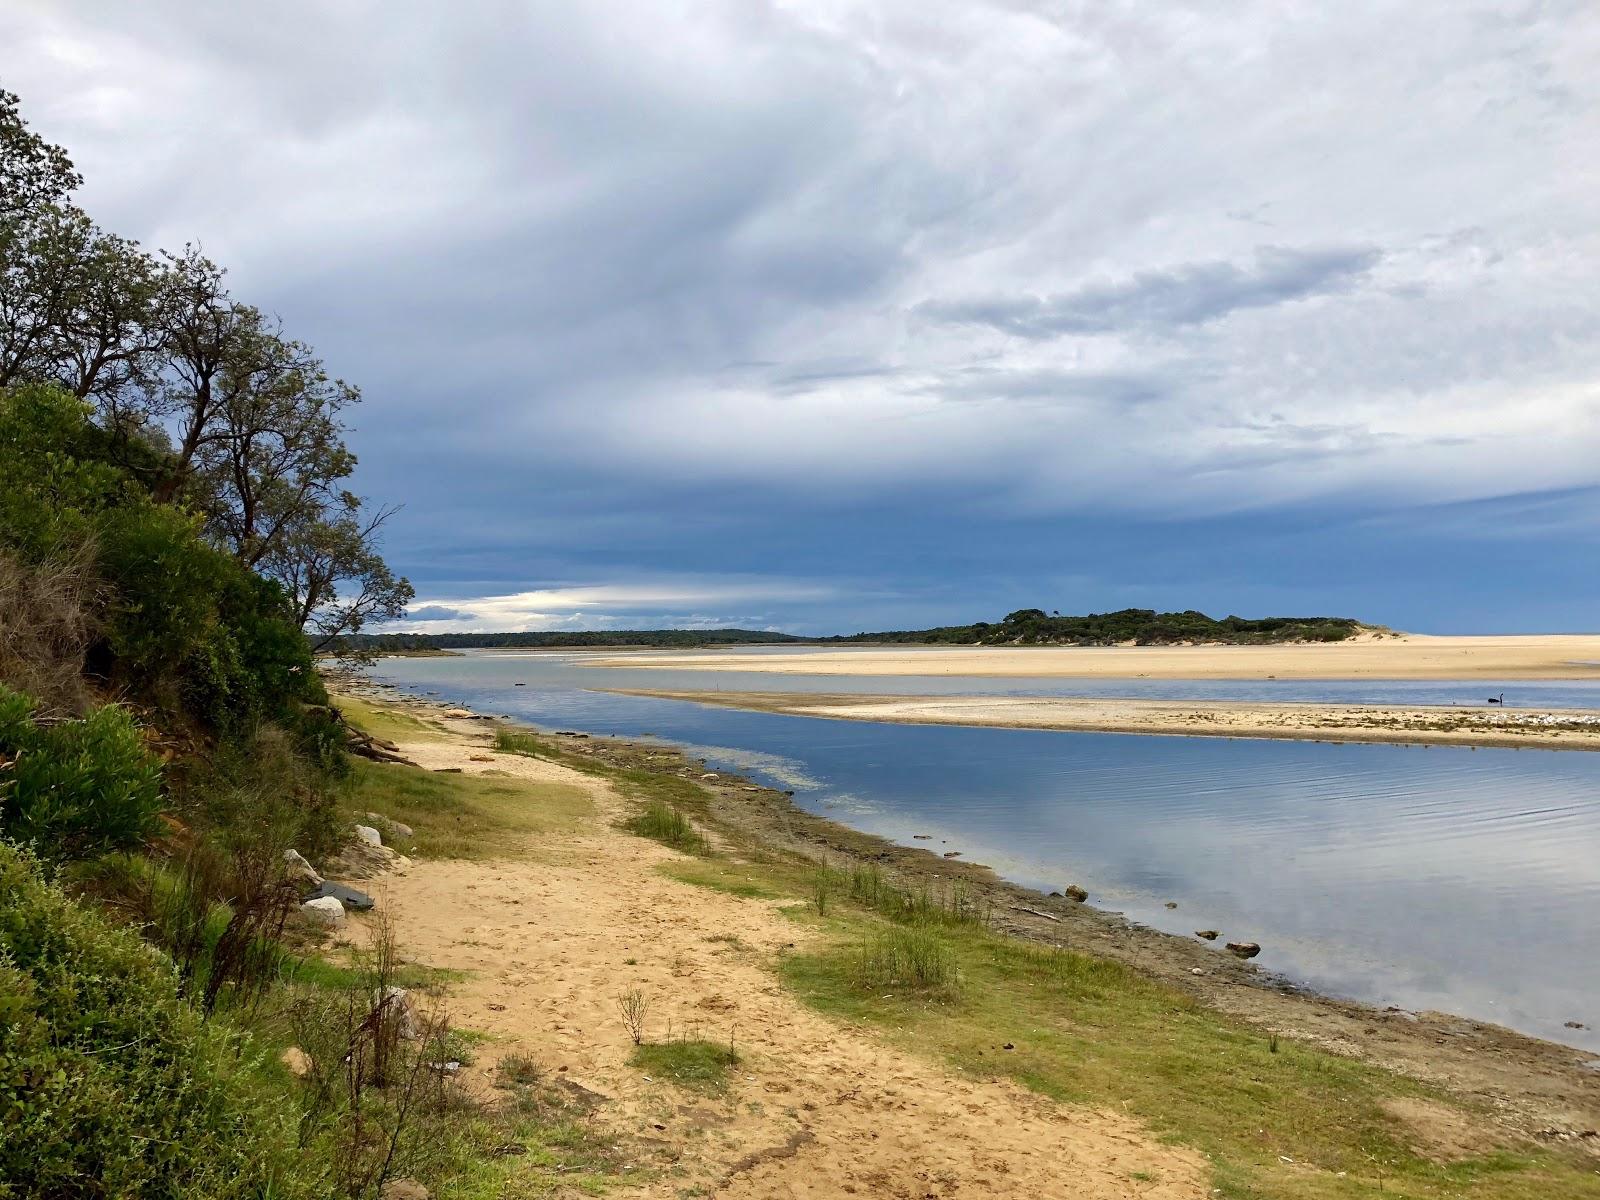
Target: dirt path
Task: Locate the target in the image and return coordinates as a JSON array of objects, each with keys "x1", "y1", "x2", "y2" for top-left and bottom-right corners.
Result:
[{"x1": 372, "y1": 723, "x2": 1208, "y2": 1199}]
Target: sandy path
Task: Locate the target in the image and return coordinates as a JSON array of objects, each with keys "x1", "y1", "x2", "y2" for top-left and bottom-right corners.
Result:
[
  {"x1": 601, "y1": 689, "x2": 1600, "y2": 751},
  {"x1": 369, "y1": 724, "x2": 1207, "y2": 1199},
  {"x1": 585, "y1": 634, "x2": 1600, "y2": 680}
]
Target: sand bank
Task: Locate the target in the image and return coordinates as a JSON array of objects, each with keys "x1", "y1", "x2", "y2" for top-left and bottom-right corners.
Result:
[
  {"x1": 601, "y1": 689, "x2": 1600, "y2": 751},
  {"x1": 589, "y1": 633, "x2": 1600, "y2": 680}
]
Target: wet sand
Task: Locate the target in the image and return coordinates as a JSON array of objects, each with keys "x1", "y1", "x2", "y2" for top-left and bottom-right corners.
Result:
[{"x1": 600, "y1": 689, "x2": 1600, "y2": 751}]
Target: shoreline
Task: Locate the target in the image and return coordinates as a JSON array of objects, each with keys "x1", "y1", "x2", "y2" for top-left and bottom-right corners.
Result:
[
  {"x1": 598, "y1": 687, "x2": 1600, "y2": 751},
  {"x1": 340, "y1": 675, "x2": 1600, "y2": 1153}
]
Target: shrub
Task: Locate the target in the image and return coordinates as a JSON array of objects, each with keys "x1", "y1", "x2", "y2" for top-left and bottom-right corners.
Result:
[
  {"x1": 0, "y1": 685, "x2": 164, "y2": 861},
  {"x1": 0, "y1": 842, "x2": 317, "y2": 1198}
]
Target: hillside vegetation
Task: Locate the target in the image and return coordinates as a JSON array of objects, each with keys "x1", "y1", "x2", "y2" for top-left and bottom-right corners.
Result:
[
  {"x1": 838, "y1": 607, "x2": 1366, "y2": 646},
  {"x1": 0, "y1": 87, "x2": 510, "y2": 1199}
]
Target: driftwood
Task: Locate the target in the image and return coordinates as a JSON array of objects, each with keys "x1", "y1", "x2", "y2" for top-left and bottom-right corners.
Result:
[{"x1": 1011, "y1": 906, "x2": 1061, "y2": 923}]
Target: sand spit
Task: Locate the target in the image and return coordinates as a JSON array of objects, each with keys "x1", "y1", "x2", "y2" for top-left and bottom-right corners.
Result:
[
  {"x1": 587, "y1": 633, "x2": 1600, "y2": 680},
  {"x1": 599, "y1": 689, "x2": 1600, "y2": 751}
]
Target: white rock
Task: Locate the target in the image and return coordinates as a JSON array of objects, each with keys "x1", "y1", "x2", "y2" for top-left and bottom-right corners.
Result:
[
  {"x1": 378, "y1": 985, "x2": 419, "y2": 1040},
  {"x1": 366, "y1": 812, "x2": 414, "y2": 839},
  {"x1": 283, "y1": 849, "x2": 323, "y2": 887},
  {"x1": 302, "y1": 896, "x2": 346, "y2": 926},
  {"x1": 354, "y1": 824, "x2": 383, "y2": 847}
]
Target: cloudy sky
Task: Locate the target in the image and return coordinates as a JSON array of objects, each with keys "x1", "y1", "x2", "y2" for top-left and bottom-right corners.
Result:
[{"x1": 6, "y1": 2, "x2": 1599, "y2": 633}]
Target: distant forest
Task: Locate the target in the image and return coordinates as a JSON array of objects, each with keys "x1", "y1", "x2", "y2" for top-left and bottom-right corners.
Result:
[{"x1": 337, "y1": 608, "x2": 1366, "y2": 653}]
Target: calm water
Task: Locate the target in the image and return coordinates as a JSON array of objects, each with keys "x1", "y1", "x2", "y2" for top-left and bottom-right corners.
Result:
[{"x1": 368, "y1": 649, "x2": 1600, "y2": 1050}]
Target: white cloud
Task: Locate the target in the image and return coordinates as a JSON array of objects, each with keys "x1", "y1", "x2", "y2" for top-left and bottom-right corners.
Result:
[
  {"x1": 388, "y1": 577, "x2": 845, "y2": 633},
  {"x1": 5, "y1": 0, "x2": 1598, "y2": 523}
]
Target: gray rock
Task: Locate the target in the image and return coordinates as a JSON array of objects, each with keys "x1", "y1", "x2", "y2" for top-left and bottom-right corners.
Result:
[
  {"x1": 366, "y1": 812, "x2": 414, "y2": 839},
  {"x1": 379, "y1": 1179, "x2": 430, "y2": 1200},
  {"x1": 353, "y1": 824, "x2": 383, "y2": 847},
  {"x1": 307, "y1": 881, "x2": 375, "y2": 911},
  {"x1": 1226, "y1": 941, "x2": 1262, "y2": 959},
  {"x1": 1194, "y1": 929, "x2": 1220, "y2": 941},
  {"x1": 1062, "y1": 885, "x2": 1088, "y2": 903},
  {"x1": 377, "y1": 985, "x2": 419, "y2": 1040}
]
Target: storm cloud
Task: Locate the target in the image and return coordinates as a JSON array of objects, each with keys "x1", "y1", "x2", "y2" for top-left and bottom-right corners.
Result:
[{"x1": 4, "y1": 1, "x2": 1598, "y2": 631}]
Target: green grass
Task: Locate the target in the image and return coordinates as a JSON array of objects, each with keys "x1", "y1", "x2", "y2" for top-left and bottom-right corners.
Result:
[
  {"x1": 629, "y1": 1040, "x2": 741, "y2": 1095},
  {"x1": 492, "y1": 729, "x2": 545, "y2": 757},
  {"x1": 345, "y1": 759, "x2": 591, "y2": 860},
  {"x1": 655, "y1": 847, "x2": 1598, "y2": 1200},
  {"x1": 625, "y1": 798, "x2": 709, "y2": 854},
  {"x1": 336, "y1": 693, "x2": 449, "y2": 743},
  {"x1": 849, "y1": 924, "x2": 959, "y2": 997}
]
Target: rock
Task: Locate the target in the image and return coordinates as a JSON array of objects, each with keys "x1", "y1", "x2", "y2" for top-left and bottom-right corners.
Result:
[
  {"x1": 354, "y1": 824, "x2": 383, "y2": 847},
  {"x1": 700, "y1": 772, "x2": 720, "y2": 780},
  {"x1": 1190, "y1": 968, "x2": 1207, "y2": 976},
  {"x1": 943, "y1": 850, "x2": 962, "y2": 858},
  {"x1": 1164, "y1": 901, "x2": 1178, "y2": 909},
  {"x1": 1566, "y1": 1021, "x2": 1589, "y2": 1030},
  {"x1": 307, "y1": 880, "x2": 375, "y2": 912},
  {"x1": 377, "y1": 986, "x2": 419, "y2": 1040},
  {"x1": 1062, "y1": 885, "x2": 1088, "y2": 903},
  {"x1": 321, "y1": 839, "x2": 411, "y2": 881},
  {"x1": 1226, "y1": 941, "x2": 1262, "y2": 959},
  {"x1": 283, "y1": 849, "x2": 322, "y2": 890},
  {"x1": 301, "y1": 896, "x2": 346, "y2": 927},
  {"x1": 280, "y1": 1046, "x2": 314, "y2": 1077},
  {"x1": 1194, "y1": 930, "x2": 1220, "y2": 941},
  {"x1": 366, "y1": 812, "x2": 414, "y2": 839},
  {"x1": 913, "y1": 834, "x2": 932, "y2": 840},
  {"x1": 469, "y1": 755, "x2": 494, "y2": 762},
  {"x1": 379, "y1": 1180, "x2": 430, "y2": 1200}
]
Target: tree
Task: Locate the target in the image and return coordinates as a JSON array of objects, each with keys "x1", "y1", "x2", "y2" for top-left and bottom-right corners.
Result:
[
  {"x1": 262, "y1": 497, "x2": 413, "y2": 655},
  {"x1": 0, "y1": 87, "x2": 80, "y2": 222}
]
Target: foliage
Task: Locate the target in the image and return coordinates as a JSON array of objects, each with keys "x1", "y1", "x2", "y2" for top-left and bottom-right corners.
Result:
[
  {"x1": 0, "y1": 686, "x2": 164, "y2": 861},
  {"x1": 0, "y1": 87, "x2": 408, "y2": 654},
  {"x1": 836, "y1": 607, "x2": 1365, "y2": 646},
  {"x1": 0, "y1": 842, "x2": 318, "y2": 1199}
]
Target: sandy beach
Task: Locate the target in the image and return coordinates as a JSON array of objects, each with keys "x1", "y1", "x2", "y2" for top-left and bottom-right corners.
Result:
[
  {"x1": 589, "y1": 633, "x2": 1600, "y2": 680},
  {"x1": 600, "y1": 689, "x2": 1600, "y2": 751}
]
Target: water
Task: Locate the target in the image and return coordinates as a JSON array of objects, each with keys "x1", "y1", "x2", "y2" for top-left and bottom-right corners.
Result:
[{"x1": 368, "y1": 649, "x2": 1600, "y2": 1050}]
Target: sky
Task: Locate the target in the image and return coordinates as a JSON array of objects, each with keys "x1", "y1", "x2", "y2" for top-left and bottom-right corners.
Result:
[{"x1": 4, "y1": 1, "x2": 1599, "y2": 634}]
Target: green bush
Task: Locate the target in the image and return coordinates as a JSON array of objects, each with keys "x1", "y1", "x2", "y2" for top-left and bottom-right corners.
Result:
[
  {"x1": 850, "y1": 924, "x2": 959, "y2": 996},
  {"x1": 0, "y1": 686, "x2": 164, "y2": 861},
  {"x1": 0, "y1": 842, "x2": 316, "y2": 1198}
]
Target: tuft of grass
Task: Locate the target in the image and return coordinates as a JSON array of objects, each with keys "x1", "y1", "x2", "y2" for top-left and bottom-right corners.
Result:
[
  {"x1": 626, "y1": 799, "x2": 708, "y2": 855},
  {"x1": 850, "y1": 924, "x2": 959, "y2": 997},
  {"x1": 344, "y1": 759, "x2": 590, "y2": 860},
  {"x1": 492, "y1": 729, "x2": 544, "y2": 757},
  {"x1": 629, "y1": 1039, "x2": 740, "y2": 1095}
]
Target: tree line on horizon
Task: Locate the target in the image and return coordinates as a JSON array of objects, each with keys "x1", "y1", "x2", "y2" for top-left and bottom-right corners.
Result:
[{"x1": 337, "y1": 607, "x2": 1365, "y2": 652}]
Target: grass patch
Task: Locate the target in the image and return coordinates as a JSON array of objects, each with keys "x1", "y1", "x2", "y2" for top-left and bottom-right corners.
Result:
[
  {"x1": 626, "y1": 798, "x2": 709, "y2": 855},
  {"x1": 850, "y1": 924, "x2": 960, "y2": 998},
  {"x1": 346, "y1": 760, "x2": 591, "y2": 860},
  {"x1": 660, "y1": 859, "x2": 783, "y2": 899},
  {"x1": 777, "y1": 918, "x2": 1596, "y2": 1199},
  {"x1": 336, "y1": 693, "x2": 448, "y2": 743},
  {"x1": 629, "y1": 1039, "x2": 741, "y2": 1095},
  {"x1": 492, "y1": 729, "x2": 544, "y2": 757}
]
